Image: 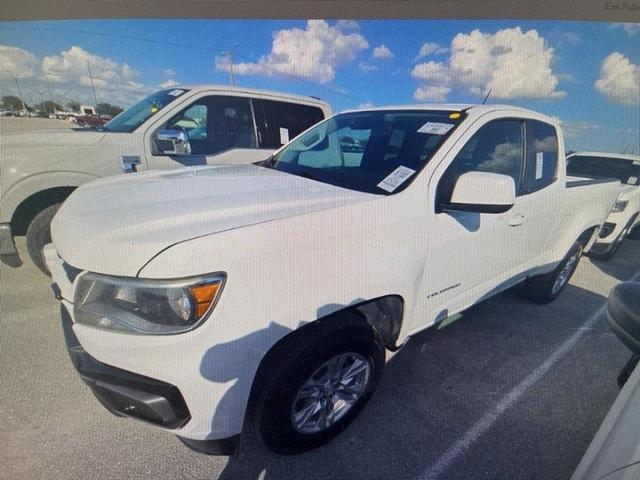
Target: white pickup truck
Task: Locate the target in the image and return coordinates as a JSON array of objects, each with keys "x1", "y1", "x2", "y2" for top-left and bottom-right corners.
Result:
[
  {"x1": 567, "y1": 152, "x2": 640, "y2": 260},
  {"x1": 45, "y1": 105, "x2": 619, "y2": 456},
  {"x1": 0, "y1": 86, "x2": 330, "y2": 273}
]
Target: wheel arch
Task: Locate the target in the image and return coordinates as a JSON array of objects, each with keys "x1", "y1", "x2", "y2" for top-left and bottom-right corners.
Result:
[
  {"x1": 243, "y1": 295, "x2": 403, "y2": 427},
  {"x1": 10, "y1": 186, "x2": 77, "y2": 235}
]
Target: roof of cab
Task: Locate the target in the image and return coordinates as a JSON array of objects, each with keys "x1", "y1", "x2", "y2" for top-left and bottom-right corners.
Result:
[
  {"x1": 340, "y1": 103, "x2": 558, "y2": 125},
  {"x1": 568, "y1": 151, "x2": 640, "y2": 162},
  {"x1": 169, "y1": 84, "x2": 330, "y2": 107}
]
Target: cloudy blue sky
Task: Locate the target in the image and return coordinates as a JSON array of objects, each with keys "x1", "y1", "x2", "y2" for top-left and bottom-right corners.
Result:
[{"x1": 0, "y1": 19, "x2": 638, "y2": 152}]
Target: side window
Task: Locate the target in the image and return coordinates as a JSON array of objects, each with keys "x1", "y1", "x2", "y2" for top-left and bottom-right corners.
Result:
[
  {"x1": 167, "y1": 102, "x2": 208, "y2": 155},
  {"x1": 436, "y1": 120, "x2": 524, "y2": 207},
  {"x1": 208, "y1": 96, "x2": 256, "y2": 154},
  {"x1": 254, "y1": 99, "x2": 325, "y2": 148},
  {"x1": 164, "y1": 96, "x2": 256, "y2": 156},
  {"x1": 522, "y1": 120, "x2": 558, "y2": 193}
]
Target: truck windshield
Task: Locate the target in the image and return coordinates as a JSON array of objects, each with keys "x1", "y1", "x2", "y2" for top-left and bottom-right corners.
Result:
[
  {"x1": 567, "y1": 155, "x2": 640, "y2": 186},
  {"x1": 262, "y1": 110, "x2": 463, "y2": 194},
  {"x1": 103, "y1": 88, "x2": 189, "y2": 133}
]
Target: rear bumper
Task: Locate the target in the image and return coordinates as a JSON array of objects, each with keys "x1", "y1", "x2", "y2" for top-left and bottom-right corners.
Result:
[{"x1": 0, "y1": 223, "x2": 18, "y2": 256}]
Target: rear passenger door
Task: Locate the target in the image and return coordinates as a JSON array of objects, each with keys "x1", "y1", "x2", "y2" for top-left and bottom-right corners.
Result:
[{"x1": 253, "y1": 99, "x2": 325, "y2": 150}]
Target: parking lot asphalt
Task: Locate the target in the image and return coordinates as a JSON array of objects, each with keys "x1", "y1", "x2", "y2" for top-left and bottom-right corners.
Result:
[{"x1": 1, "y1": 236, "x2": 638, "y2": 480}]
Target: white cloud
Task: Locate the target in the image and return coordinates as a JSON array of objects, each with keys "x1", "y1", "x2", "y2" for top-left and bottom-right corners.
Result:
[
  {"x1": 358, "y1": 62, "x2": 378, "y2": 73},
  {"x1": 610, "y1": 23, "x2": 640, "y2": 36},
  {"x1": 372, "y1": 44, "x2": 393, "y2": 59},
  {"x1": 0, "y1": 45, "x2": 155, "y2": 108},
  {"x1": 158, "y1": 68, "x2": 178, "y2": 88},
  {"x1": 563, "y1": 32, "x2": 581, "y2": 46},
  {"x1": 412, "y1": 27, "x2": 566, "y2": 101},
  {"x1": 414, "y1": 86, "x2": 452, "y2": 102},
  {"x1": 215, "y1": 20, "x2": 368, "y2": 84},
  {"x1": 42, "y1": 46, "x2": 147, "y2": 100},
  {"x1": 415, "y1": 42, "x2": 447, "y2": 60},
  {"x1": 0, "y1": 45, "x2": 38, "y2": 79},
  {"x1": 552, "y1": 116, "x2": 600, "y2": 139},
  {"x1": 159, "y1": 78, "x2": 178, "y2": 88},
  {"x1": 595, "y1": 52, "x2": 640, "y2": 106},
  {"x1": 358, "y1": 101, "x2": 374, "y2": 109}
]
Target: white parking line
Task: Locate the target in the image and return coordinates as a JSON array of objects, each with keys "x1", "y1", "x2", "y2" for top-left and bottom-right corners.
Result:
[{"x1": 419, "y1": 271, "x2": 640, "y2": 480}]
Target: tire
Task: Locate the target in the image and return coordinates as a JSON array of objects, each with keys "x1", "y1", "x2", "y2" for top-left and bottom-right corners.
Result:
[
  {"x1": 521, "y1": 242, "x2": 582, "y2": 305},
  {"x1": 254, "y1": 313, "x2": 385, "y2": 455},
  {"x1": 26, "y1": 203, "x2": 61, "y2": 276}
]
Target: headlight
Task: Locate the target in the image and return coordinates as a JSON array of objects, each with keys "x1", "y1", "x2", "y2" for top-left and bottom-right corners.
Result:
[
  {"x1": 74, "y1": 272, "x2": 226, "y2": 334},
  {"x1": 612, "y1": 200, "x2": 628, "y2": 213}
]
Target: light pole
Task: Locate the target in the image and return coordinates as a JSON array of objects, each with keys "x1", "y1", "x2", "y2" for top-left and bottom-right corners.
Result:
[
  {"x1": 222, "y1": 43, "x2": 239, "y2": 87},
  {"x1": 24, "y1": 86, "x2": 47, "y2": 114},
  {"x1": 4, "y1": 70, "x2": 26, "y2": 112}
]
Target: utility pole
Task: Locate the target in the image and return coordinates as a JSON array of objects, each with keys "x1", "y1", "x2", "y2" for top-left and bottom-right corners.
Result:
[
  {"x1": 24, "y1": 86, "x2": 47, "y2": 114},
  {"x1": 86, "y1": 59, "x2": 98, "y2": 108},
  {"x1": 222, "y1": 43, "x2": 239, "y2": 87},
  {"x1": 5, "y1": 71, "x2": 26, "y2": 112}
]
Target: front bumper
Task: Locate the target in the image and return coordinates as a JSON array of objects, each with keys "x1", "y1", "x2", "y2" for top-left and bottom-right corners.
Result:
[
  {"x1": 60, "y1": 307, "x2": 191, "y2": 429},
  {"x1": 46, "y1": 244, "x2": 248, "y2": 454}
]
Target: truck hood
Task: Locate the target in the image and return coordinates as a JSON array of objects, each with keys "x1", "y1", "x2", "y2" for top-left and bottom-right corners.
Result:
[
  {"x1": 52, "y1": 164, "x2": 374, "y2": 277},
  {"x1": 2, "y1": 128, "x2": 107, "y2": 148}
]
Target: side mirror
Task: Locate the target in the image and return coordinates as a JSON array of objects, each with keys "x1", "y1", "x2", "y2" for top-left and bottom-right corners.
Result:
[
  {"x1": 154, "y1": 129, "x2": 192, "y2": 155},
  {"x1": 444, "y1": 171, "x2": 516, "y2": 214}
]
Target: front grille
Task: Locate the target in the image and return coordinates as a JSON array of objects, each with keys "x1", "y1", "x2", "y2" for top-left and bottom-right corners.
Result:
[{"x1": 62, "y1": 261, "x2": 82, "y2": 283}]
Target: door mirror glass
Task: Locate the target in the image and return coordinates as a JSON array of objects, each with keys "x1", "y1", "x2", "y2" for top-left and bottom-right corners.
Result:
[
  {"x1": 445, "y1": 171, "x2": 516, "y2": 214},
  {"x1": 154, "y1": 129, "x2": 192, "y2": 155}
]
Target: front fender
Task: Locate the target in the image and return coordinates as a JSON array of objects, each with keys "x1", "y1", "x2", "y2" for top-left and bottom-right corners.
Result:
[{"x1": 1, "y1": 171, "x2": 99, "y2": 223}]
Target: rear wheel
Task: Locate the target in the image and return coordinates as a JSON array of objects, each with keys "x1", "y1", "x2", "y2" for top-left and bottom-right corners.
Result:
[
  {"x1": 593, "y1": 221, "x2": 634, "y2": 261},
  {"x1": 254, "y1": 315, "x2": 385, "y2": 454},
  {"x1": 25, "y1": 203, "x2": 61, "y2": 276},
  {"x1": 521, "y1": 242, "x2": 582, "y2": 304}
]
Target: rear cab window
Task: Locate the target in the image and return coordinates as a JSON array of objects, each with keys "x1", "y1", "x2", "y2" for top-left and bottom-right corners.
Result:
[{"x1": 522, "y1": 120, "x2": 559, "y2": 194}]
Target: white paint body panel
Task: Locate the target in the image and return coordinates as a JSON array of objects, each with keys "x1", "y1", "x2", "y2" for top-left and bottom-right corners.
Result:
[
  {"x1": 566, "y1": 153, "x2": 640, "y2": 249},
  {"x1": 0, "y1": 85, "x2": 331, "y2": 224},
  {"x1": 47, "y1": 105, "x2": 620, "y2": 442}
]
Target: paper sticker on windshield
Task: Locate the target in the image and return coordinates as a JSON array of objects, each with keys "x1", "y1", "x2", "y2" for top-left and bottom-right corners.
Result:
[
  {"x1": 417, "y1": 122, "x2": 454, "y2": 135},
  {"x1": 167, "y1": 89, "x2": 185, "y2": 97},
  {"x1": 629, "y1": 176, "x2": 638, "y2": 185},
  {"x1": 535, "y1": 152, "x2": 544, "y2": 179},
  {"x1": 279, "y1": 127, "x2": 290, "y2": 145},
  {"x1": 377, "y1": 166, "x2": 416, "y2": 192}
]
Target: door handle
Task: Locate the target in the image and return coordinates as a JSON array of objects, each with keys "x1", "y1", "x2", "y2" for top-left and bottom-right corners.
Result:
[{"x1": 509, "y1": 213, "x2": 526, "y2": 226}]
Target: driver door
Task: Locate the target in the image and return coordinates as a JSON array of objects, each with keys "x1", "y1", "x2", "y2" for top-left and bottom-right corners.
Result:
[{"x1": 147, "y1": 95, "x2": 267, "y2": 169}]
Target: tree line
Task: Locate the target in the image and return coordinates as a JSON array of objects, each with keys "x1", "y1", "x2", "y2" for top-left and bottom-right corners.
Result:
[{"x1": 1, "y1": 96, "x2": 124, "y2": 116}]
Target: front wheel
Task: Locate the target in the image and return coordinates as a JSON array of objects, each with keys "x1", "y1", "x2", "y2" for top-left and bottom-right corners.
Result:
[
  {"x1": 254, "y1": 316, "x2": 385, "y2": 454},
  {"x1": 26, "y1": 203, "x2": 61, "y2": 276},
  {"x1": 521, "y1": 242, "x2": 582, "y2": 304}
]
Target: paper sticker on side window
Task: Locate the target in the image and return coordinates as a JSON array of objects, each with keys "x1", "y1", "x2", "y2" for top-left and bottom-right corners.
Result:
[
  {"x1": 168, "y1": 89, "x2": 185, "y2": 97},
  {"x1": 377, "y1": 166, "x2": 416, "y2": 192},
  {"x1": 629, "y1": 176, "x2": 638, "y2": 185},
  {"x1": 417, "y1": 122, "x2": 454, "y2": 135},
  {"x1": 535, "y1": 152, "x2": 544, "y2": 180}
]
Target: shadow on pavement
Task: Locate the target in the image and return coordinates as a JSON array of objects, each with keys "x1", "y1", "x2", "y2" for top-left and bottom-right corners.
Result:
[
  {"x1": 215, "y1": 282, "x2": 622, "y2": 480},
  {"x1": 590, "y1": 238, "x2": 640, "y2": 282}
]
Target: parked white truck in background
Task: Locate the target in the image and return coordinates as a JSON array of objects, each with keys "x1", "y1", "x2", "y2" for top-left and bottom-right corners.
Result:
[
  {"x1": 567, "y1": 152, "x2": 640, "y2": 260},
  {"x1": 0, "y1": 86, "x2": 331, "y2": 273},
  {"x1": 45, "y1": 105, "x2": 619, "y2": 455}
]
